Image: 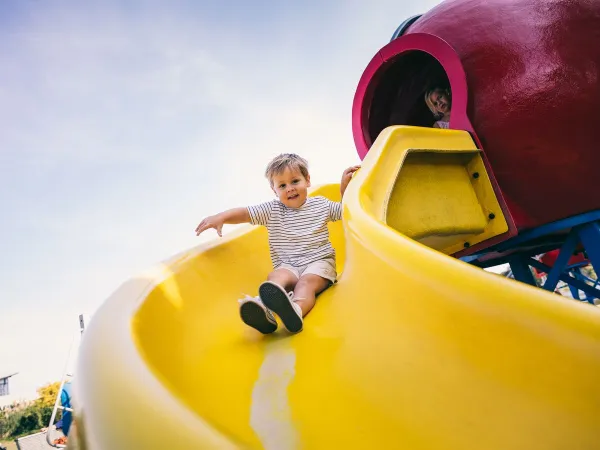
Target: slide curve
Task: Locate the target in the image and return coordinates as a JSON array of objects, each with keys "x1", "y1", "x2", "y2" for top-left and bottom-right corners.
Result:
[{"x1": 72, "y1": 127, "x2": 600, "y2": 450}]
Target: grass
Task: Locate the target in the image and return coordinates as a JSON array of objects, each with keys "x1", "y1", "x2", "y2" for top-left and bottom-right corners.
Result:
[{"x1": 0, "y1": 439, "x2": 17, "y2": 450}]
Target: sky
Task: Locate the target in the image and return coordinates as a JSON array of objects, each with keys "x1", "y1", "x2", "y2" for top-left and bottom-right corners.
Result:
[{"x1": 0, "y1": 0, "x2": 444, "y2": 403}]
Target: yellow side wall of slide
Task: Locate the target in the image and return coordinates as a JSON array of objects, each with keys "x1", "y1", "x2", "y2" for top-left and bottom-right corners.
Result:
[{"x1": 72, "y1": 127, "x2": 600, "y2": 450}]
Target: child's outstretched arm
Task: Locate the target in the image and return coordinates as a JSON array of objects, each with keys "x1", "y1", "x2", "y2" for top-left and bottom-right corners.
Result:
[
  {"x1": 340, "y1": 165, "x2": 361, "y2": 198},
  {"x1": 195, "y1": 207, "x2": 250, "y2": 237}
]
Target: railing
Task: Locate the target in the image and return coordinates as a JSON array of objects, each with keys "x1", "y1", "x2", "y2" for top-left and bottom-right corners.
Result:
[{"x1": 45, "y1": 314, "x2": 87, "y2": 448}]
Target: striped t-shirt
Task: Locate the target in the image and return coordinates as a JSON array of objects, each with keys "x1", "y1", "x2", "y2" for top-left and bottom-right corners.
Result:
[{"x1": 247, "y1": 196, "x2": 342, "y2": 268}]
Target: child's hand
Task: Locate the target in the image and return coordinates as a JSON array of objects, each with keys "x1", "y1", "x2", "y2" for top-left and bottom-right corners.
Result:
[
  {"x1": 195, "y1": 214, "x2": 225, "y2": 237},
  {"x1": 341, "y1": 165, "x2": 361, "y2": 183},
  {"x1": 340, "y1": 165, "x2": 361, "y2": 197}
]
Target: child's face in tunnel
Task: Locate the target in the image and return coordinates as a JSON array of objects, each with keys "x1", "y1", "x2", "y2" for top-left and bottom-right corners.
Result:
[{"x1": 430, "y1": 90, "x2": 451, "y2": 116}]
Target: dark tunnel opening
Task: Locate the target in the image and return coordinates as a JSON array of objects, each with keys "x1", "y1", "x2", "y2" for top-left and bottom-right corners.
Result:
[{"x1": 367, "y1": 51, "x2": 450, "y2": 144}]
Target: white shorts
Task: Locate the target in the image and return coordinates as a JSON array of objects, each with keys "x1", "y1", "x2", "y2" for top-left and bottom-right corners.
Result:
[{"x1": 277, "y1": 258, "x2": 337, "y2": 284}]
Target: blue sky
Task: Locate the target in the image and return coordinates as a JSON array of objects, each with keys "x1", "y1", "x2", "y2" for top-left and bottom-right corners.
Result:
[{"x1": 0, "y1": 0, "x2": 441, "y2": 402}]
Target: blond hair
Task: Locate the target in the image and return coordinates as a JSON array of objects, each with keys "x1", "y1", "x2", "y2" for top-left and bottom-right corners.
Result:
[
  {"x1": 265, "y1": 153, "x2": 309, "y2": 185},
  {"x1": 424, "y1": 87, "x2": 451, "y2": 119}
]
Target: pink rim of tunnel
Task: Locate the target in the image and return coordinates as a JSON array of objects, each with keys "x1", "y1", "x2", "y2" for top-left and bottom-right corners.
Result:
[
  {"x1": 352, "y1": 33, "x2": 473, "y2": 160},
  {"x1": 351, "y1": 33, "x2": 517, "y2": 255}
]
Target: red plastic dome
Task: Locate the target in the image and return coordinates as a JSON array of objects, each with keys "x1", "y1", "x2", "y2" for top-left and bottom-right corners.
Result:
[{"x1": 353, "y1": 0, "x2": 600, "y2": 232}]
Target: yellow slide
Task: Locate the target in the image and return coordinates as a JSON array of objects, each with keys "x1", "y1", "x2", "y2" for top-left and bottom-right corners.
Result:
[{"x1": 72, "y1": 127, "x2": 600, "y2": 450}]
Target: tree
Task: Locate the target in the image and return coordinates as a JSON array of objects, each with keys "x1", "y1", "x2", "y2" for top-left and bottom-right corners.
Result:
[
  {"x1": 12, "y1": 409, "x2": 39, "y2": 436},
  {"x1": 35, "y1": 381, "x2": 61, "y2": 429},
  {"x1": 0, "y1": 381, "x2": 62, "y2": 439},
  {"x1": 36, "y1": 382, "x2": 60, "y2": 408}
]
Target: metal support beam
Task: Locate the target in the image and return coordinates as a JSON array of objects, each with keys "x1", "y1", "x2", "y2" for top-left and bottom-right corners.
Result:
[
  {"x1": 542, "y1": 229, "x2": 580, "y2": 292},
  {"x1": 508, "y1": 254, "x2": 537, "y2": 286},
  {"x1": 528, "y1": 259, "x2": 600, "y2": 301},
  {"x1": 578, "y1": 221, "x2": 600, "y2": 277}
]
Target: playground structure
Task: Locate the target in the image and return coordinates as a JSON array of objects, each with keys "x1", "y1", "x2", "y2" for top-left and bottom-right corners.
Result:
[
  {"x1": 70, "y1": 0, "x2": 600, "y2": 449},
  {"x1": 353, "y1": 0, "x2": 600, "y2": 300}
]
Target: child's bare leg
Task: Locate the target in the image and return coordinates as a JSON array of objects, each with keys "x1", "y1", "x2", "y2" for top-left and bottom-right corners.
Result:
[
  {"x1": 259, "y1": 270, "x2": 303, "y2": 333},
  {"x1": 241, "y1": 269, "x2": 298, "y2": 334},
  {"x1": 267, "y1": 269, "x2": 298, "y2": 291},
  {"x1": 293, "y1": 274, "x2": 331, "y2": 316}
]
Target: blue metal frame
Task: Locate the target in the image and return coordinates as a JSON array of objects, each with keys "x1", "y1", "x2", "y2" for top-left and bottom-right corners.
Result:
[
  {"x1": 495, "y1": 210, "x2": 600, "y2": 252},
  {"x1": 568, "y1": 264, "x2": 599, "y2": 301},
  {"x1": 579, "y1": 221, "x2": 600, "y2": 270},
  {"x1": 542, "y1": 228, "x2": 580, "y2": 292},
  {"x1": 390, "y1": 15, "x2": 423, "y2": 41},
  {"x1": 507, "y1": 254, "x2": 537, "y2": 286},
  {"x1": 527, "y1": 259, "x2": 600, "y2": 303},
  {"x1": 465, "y1": 210, "x2": 600, "y2": 302}
]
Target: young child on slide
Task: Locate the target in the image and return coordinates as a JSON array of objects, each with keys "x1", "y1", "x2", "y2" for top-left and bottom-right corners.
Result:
[{"x1": 195, "y1": 153, "x2": 359, "y2": 334}]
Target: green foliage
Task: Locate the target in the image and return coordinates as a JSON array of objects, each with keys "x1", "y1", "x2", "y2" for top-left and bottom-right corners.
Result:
[
  {"x1": 12, "y1": 409, "x2": 38, "y2": 437},
  {"x1": 0, "y1": 381, "x2": 62, "y2": 439},
  {"x1": 0, "y1": 411, "x2": 10, "y2": 438},
  {"x1": 36, "y1": 382, "x2": 60, "y2": 408},
  {"x1": 37, "y1": 405, "x2": 54, "y2": 428}
]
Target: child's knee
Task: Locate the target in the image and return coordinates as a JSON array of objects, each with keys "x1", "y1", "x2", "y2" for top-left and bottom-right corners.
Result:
[
  {"x1": 295, "y1": 275, "x2": 329, "y2": 293},
  {"x1": 268, "y1": 269, "x2": 298, "y2": 289},
  {"x1": 294, "y1": 278, "x2": 310, "y2": 292}
]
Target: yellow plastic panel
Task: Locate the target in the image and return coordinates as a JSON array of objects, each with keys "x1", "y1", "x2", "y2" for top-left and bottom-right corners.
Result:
[
  {"x1": 380, "y1": 129, "x2": 508, "y2": 255},
  {"x1": 387, "y1": 152, "x2": 487, "y2": 244},
  {"x1": 72, "y1": 126, "x2": 600, "y2": 450}
]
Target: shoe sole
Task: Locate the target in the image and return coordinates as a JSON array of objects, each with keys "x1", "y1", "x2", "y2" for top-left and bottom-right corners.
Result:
[
  {"x1": 259, "y1": 282, "x2": 303, "y2": 333},
  {"x1": 239, "y1": 301, "x2": 277, "y2": 334}
]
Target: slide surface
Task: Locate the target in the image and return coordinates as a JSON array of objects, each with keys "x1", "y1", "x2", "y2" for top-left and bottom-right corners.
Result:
[{"x1": 73, "y1": 127, "x2": 600, "y2": 450}]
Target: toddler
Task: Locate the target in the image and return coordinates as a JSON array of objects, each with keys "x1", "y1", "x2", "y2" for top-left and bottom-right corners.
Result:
[
  {"x1": 425, "y1": 87, "x2": 452, "y2": 129},
  {"x1": 195, "y1": 154, "x2": 359, "y2": 334}
]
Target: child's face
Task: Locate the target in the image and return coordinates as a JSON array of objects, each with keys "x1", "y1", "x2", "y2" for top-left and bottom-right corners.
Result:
[
  {"x1": 271, "y1": 166, "x2": 311, "y2": 208},
  {"x1": 430, "y1": 90, "x2": 451, "y2": 116}
]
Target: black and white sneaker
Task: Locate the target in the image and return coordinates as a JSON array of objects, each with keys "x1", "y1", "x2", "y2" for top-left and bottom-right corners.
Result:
[
  {"x1": 259, "y1": 281, "x2": 303, "y2": 333},
  {"x1": 239, "y1": 296, "x2": 278, "y2": 334}
]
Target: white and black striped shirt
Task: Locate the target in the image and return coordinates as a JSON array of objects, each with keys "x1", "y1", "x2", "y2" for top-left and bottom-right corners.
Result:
[{"x1": 247, "y1": 196, "x2": 342, "y2": 268}]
